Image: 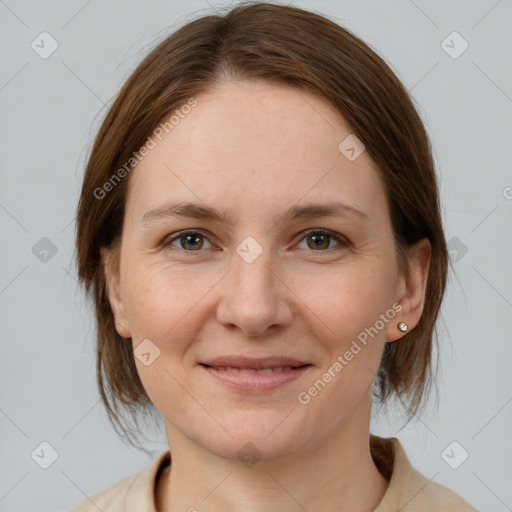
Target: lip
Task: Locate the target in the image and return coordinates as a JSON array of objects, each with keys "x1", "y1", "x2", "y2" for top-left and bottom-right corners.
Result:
[
  {"x1": 199, "y1": 356, "x2": 313, "y2": 392},
  {"x1": 201, "y1": 355, "x2": 309, "y2": 369}
]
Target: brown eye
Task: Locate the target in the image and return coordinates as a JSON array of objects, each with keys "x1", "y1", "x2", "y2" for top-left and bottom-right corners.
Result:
[
  {"x1": 164, "y1": 231, "x2": 212, "y2": 251},
  {"x1": 307, "y1": 233, "x2": 330, "y2": 250},
  {"x1": 298, "y1": 230, "x2": 349, "y2": 251},
  {"x1": 180, "y1": 233, "x2": 203, "y2": 250}
]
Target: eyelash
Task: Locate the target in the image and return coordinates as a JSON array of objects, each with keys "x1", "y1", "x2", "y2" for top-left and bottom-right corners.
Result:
[{"x1": 161, "y1": 229, "x2": 350, "y2": 254}]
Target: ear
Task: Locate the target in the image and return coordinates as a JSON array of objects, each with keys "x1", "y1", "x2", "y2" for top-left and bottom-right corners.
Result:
[
  {"x1": 387, "y1": 238, "x2": 431, "y2": 342},
  {"x1": 100, "y1": 246, "x2": 131, "y2": 339}
]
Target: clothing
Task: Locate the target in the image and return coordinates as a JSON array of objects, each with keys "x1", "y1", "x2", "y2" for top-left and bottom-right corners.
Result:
[{"x1": 65, "y1": 435, "x2": 478, "y2": 511}]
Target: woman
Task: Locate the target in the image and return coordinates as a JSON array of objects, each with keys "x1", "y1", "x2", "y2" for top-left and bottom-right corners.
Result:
[{"x1": 68, "y1": 2, "x2": 478, "y2": 510}]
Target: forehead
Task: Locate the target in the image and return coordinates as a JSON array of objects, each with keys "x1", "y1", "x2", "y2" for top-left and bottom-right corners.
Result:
[{"x1": 126, "y1": 79, "x2": 388, "y2": 223}]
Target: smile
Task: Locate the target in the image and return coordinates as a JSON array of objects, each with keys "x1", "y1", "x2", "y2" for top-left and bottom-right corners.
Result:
[
  {"x1": 200, "y1": 363, "x2": 313, "y2": 392},
  {"x1": 207, "y1": 365, "x2": 297, "y2": 373}
]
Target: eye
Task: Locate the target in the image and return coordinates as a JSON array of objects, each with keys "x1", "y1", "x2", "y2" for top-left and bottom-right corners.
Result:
[
  {"x1": 162, "y1": 229, "x2": 350, "y2": 253},
  {"x1": 296, "y1": 229, "x2": 349, "y2": 251},
  {"x1": 163, "y1": 230, "x2": 213, "y2": 251}
]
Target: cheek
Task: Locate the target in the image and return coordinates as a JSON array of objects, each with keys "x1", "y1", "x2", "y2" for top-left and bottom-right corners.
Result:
[
  {"x1": 296, "y1": 260, "x2": 395, "y2": 344},
  {"x1": 292, "y1": 260, "x2": 395, "y2": 405},
  {"x1": 121, "y1": 261, "x2": 214, "y2": 417},
  {"x1": 122, "y1": 259, "x2": 217, "y2": 341}
]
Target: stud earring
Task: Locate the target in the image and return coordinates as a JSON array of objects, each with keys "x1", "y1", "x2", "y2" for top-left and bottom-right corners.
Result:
[{"x1": 397, "y1": 322, "x2": 408, "y2": 332}]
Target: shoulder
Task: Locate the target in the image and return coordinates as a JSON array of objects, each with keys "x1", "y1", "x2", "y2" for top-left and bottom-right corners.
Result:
[
  {"x1": 371, "y1": 435, "x2": 479, "y2": 512},
  {"x1": 65, "y1": 450, "x2": 171, "y2": 511},
  {"x1": 412, "y1": 479, "x2": 480, "y2": 512},
  {"x1": 65, "y1": 473, "x2": 138, "y2": 511}
]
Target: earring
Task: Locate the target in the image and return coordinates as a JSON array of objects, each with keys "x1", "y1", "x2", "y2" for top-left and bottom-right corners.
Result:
[{"x1": 397, "y1": 322, "x2": 408, "y2": 332}]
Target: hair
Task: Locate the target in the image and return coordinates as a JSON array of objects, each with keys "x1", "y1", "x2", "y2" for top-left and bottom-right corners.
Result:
[{"x1": 76, "y1": 1, "x2": 448, "y2": 449}]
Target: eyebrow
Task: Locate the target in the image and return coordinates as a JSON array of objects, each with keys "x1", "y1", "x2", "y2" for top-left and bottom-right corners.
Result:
[{"x1": 141, "y1": 200, "x2": 369, "y2": 228}]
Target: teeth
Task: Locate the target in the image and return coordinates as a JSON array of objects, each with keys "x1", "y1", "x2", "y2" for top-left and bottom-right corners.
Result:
[{"x1": 210, "y1": 365, "x2": 296, "y2": 373}]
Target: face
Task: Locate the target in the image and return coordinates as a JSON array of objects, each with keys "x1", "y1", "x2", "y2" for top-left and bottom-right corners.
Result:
[{"x1": 104, "y1": 79, "x2": 429, "y2": 462}]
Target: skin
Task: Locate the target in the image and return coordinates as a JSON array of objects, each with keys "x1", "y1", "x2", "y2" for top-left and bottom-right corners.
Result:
[{"x1": 102, "y1": 79, "x2": 431, "y2": 512}]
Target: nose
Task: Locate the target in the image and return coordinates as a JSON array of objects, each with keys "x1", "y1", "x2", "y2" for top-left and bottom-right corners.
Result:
[{"x1": 216, "y1": 248, "x2": 293, "y2": 338}]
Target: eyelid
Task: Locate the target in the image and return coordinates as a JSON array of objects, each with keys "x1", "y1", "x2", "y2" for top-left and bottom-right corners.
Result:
[
  {"x1": 162, "y1": 229, "x2": 216, "y2": 250},
  {"x1": 162, "y1": 228, "x2": 350, "y2": 252},
  {"x1": 295, "y1": 228, "x2": 350, "y2": 250}
]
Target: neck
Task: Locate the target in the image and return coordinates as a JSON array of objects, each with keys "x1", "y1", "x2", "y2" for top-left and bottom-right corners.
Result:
[{"x1": 156, "y1": 416, "x2": 389, "y2": 511}]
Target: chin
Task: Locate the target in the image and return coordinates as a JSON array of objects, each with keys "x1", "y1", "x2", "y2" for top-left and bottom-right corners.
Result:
[
  {"x1": 205, "y1": 414, "x2": 308, "y2": 463},
  {"x1": 207, "y1": 436, "x2": 303, "y2": 466}
]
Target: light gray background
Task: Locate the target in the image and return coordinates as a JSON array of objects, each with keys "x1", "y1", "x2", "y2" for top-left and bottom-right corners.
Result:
[{"x1": 0, "y1": 0, "x2": 511, "y2": 510}]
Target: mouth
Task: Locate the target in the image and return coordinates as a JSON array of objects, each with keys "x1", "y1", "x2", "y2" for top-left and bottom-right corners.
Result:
[
  {"x1": 202, "y1": 364, "x2": 308, "y2": 373},
  {"x1": 199, "y1": 356, "x2": 313, "y2": 392}
]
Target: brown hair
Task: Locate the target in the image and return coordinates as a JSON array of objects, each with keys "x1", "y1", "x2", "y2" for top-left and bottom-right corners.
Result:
[{"x1": 76, "y1": 1, "x2": 448, "y2": 448}]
